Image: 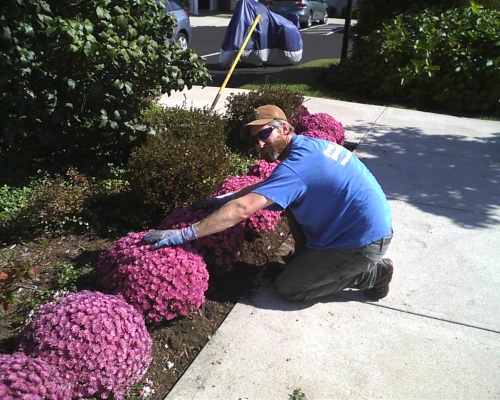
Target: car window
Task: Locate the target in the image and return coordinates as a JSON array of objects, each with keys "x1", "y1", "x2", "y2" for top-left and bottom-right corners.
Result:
[{"x1": 169, "y1": 1, "x2": 183, "y2": 11}]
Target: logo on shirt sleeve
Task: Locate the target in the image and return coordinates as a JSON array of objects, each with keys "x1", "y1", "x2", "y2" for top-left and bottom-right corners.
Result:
[{"x1": 323, "y1": 143, "x2": 352, "y2": 166}]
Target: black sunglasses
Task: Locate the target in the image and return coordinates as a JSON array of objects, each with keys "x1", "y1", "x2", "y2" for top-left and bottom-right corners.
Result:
[{"x1": 250, "y1": 126, "x2": 274, "y2": 144}]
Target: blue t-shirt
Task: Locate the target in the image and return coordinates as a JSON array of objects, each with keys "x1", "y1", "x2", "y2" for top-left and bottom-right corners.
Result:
[{"x1": 253, "y1": 135, "x2": 392, "y2": 250}]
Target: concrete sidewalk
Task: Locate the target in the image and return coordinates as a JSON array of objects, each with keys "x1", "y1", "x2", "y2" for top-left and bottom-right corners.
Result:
[{"x1": 160, "y1": 86, "x2": 500, "y2": 399}]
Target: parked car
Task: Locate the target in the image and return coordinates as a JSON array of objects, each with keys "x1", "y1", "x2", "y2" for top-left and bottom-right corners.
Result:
[
  {"x1": 165, "y1": 0, "x2": 192, "y2": 50},
  {"x1": 267, "y1": 0, "x2": 329, "y2": 28}
]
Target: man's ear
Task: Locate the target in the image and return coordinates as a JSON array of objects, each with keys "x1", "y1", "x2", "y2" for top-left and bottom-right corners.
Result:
[{"x1": 281, "y1": 123, "x2": 290, "y2": 135}]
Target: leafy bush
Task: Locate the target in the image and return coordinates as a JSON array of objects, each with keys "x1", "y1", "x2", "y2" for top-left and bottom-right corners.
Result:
[
  {"x1": 224, "y1": 84, "x2": 305, "y2": 154},
  {"x1": 158, "y1": 206, "x2": 246, "y2": 272},
  {"x1": 296, "y1": 113, "x2": 345, "y2": 145},
  {"x1": 23, "y1": 262, "x2": 96, "y2": 312},
  {"x1": 356, "y1": 0, "x2": 481, "y2": 36},
  {"x1": 0, "y1": 185, "x2": 33, "y2": 228},
  {"x1": 0, "y1": 352, "x2": 72, "y2": 399},
  {"x1": 17, "y1": 290, "x2": 152, "y2": 399},
  {"x1": 329, "y1": 4, "x2": 500, "y2": 115},
  {"x1": 97, "y1": 231, "x2": 209, "y2": 322},
  {"x1": 29, "y1": 168, "x2": 92, "y2": 233},
  {"x1": 0, "y1": 0, "x2": 211, "y2": 171},
  {"x1": 0, "y1": 168, "x2": 93, "y2": 241},
  {"x1": 128, "y1": 106, "x2": 243, "y2": 214},
  {"x1": 0, "y1": 184, "x2": 34, "y2": 239},
  {"x1": 0, "y1": 254, "x2": 40, "y2": 311},
  {"x1": 0, "y1": 167, "x2": 136, "y2": 242}
]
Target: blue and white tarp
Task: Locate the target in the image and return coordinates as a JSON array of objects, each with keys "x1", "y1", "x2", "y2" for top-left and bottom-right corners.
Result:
[{"x1": 220, "y1": 0, "x2": 303, "y2": 68}]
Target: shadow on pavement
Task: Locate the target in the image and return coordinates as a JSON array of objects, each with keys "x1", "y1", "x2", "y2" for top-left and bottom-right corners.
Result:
[{"x1": 351, "y1": 124, "x2": 500, "y2": 229}]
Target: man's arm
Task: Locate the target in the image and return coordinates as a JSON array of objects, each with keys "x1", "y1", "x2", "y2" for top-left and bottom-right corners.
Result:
[
  {"x1": 143, "y1": 192, "x2": 275, "y2": 249},
  {"x1": 191, "y1": 181, "x2": 265, "y2": 210},
  {"x1": 233, "y1": 181, "x2": 264, "y2": 198},
  {"x1": 194, "y1": 192, "x2": 273, "y2": 238}
]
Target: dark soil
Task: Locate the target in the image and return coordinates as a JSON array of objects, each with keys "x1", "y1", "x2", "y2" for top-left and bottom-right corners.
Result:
[{"x1": 0, "y1": 218, "x2": 293, "y2": 399}]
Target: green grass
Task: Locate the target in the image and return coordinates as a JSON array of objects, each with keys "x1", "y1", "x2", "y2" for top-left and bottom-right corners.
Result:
[
  {"x1": 240, "y1": 59, "x2": 392, "y2": 107},
  {"x1": 241, "y1": 59, "x2": 499, "y2": 120},
  {"x1": 241, "y1": 59, "x2": 340, "y2": 98}
]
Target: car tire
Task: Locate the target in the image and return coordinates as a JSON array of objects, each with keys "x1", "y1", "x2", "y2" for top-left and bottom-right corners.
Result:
[
  {"x1": 176, "y1": 32, "x2": 188, "y2": 50},
  {"x1": 321, "y1": 10, "x2": 328, "y2": 24},
  {"x1": 301, "y1": 12, "x2": 313, "y2": 29}
]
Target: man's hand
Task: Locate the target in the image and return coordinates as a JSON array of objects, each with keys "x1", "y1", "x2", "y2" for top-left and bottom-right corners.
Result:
[
  {"x1": 192, "y1": 192, "x2": 236, "y2": 210},
  {"x1": 144, "y1": 226, "x2": 198, "y2": 250}
]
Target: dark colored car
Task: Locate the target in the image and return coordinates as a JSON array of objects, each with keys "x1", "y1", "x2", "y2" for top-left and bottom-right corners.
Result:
[
  {"x1": 267, "y1": 0, "x2": 329, "y2": 28},
  {"x1": 165, "y1": 0, "x2": 192, "y2": 50}
]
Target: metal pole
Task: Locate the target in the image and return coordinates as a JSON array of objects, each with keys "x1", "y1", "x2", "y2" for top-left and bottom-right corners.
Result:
[
  {"x1": 340, "y1": 0, "x2": 353, "y2": 60},
  {"x1": 210, "y1": 15, "x2": 261, "y2": 112}
]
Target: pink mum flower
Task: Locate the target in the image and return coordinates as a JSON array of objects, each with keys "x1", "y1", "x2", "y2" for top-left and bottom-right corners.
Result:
[
  {"x1": 0, "y1": 352, "x2": 72, "y2": 399},
  {"x1": 214, "y1": 175, "x2": 284, "y2": 233},
  {"x1": 97, "y1": 232, "x2": 209, "y2": 323},
  {"x1": 296, "y1": 113, "x2": 345, "y2": 145},
  {"x1": 16, "y1": 291, "x2": 152, "y2": 400},
  {"x1": 159, "y1": 206, "x2": 245, "y2": 272},
  {"x1": 246, "y1": 159, "x2": 280, "y2": 179}
]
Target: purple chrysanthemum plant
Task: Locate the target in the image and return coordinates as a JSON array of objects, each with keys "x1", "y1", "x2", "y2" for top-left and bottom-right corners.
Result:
[
  {"x1": 213, "y1": 175, "x2": 284, "y2": 233},
  {"x1": 296, "y1": 112, "x2": 345, "y2": 146},
  {"x1": 246, "y1": 159, "x2": 280, "y2": 179},
  {"x1": 158, "y1": 206, "x2": 245, "y2": 272},
  {"x1": 17, "y1": 290, "x2": 152, "y2": 400},
  {"x1": 97, "y1": 231, "x2": 209, "y2": 321},
  {"x1": 0, "y1": 352, "x2": 72, "y2": 399},
  {"x1": 299, "y1": 104, "x2": 311, "y2": 118},
  {"x1": 288, "y1": 104, "x2": 310, "y2": 126}
]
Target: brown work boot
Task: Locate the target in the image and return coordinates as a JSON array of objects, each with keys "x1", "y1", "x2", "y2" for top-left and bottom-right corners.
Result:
[{"x1": 363, "y1": 258, "x2": 394, "y2": 300}]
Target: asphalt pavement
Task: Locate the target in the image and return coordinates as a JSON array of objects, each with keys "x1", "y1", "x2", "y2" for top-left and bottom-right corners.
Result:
[{"x1": 158, "y1": 13, "x2": 500, "y2": 400}]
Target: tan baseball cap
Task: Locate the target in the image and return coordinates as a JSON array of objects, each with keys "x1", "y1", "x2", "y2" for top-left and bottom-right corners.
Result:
[{"x1": 240, "y1": 105, "x2": 287, "y2": 139}]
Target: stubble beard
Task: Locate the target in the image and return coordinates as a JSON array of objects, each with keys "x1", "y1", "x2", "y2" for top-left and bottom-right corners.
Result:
[{"x1": 261, "y1": 134, "x2": 288, "y2": 163}]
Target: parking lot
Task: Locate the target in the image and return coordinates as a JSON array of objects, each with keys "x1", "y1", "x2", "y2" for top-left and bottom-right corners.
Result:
[{"x1": 189, "y1": 18, "x2": 351, "y2": 88}]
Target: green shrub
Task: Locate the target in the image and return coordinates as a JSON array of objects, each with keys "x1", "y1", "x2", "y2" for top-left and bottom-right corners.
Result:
[
  {"x1": 0, "y1": 185, "x2": 33, "y2": 231},
  {"x1": 82, "y1": 180, "x2": 165, "y2": 238},
  {"x1": 356, "y1": 0, "x2": 481, "y2": 36},
  {"x1": 0, "y1": 167, "x2": 136, "y2": 241},
  {"x1": 25, "y1": 168, "x2": 92, "y2": 235},
  {"x1": 223, "y1": 83, "x2": 305, "y2": 154},
  {"x1": 328, "y1": 4, "x2": 500, "y2": 115},
  {"x1": 23, "y1": 262, "x2": 96, "y2": 311},
  {"x1": 0, "y1": 254, "x2": 40, "y2": 311},
  {"x1": 127, "y1": 106, "x2": 244, "y2": 215},
  {"x1": 0, "y1": 0, "x2": 211, "y2": 172}
]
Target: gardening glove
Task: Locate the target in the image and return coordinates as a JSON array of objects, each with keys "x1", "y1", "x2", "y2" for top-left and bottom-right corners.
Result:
[
  {"x1": 192, "y1": 192, "x2": 236, "y2": 210},
  {"x1": 144, "y1": 225, "x2": 198, "y2": 250}
]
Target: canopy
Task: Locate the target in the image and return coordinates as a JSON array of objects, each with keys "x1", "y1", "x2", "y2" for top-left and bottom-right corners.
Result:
[{"x1": 220, "y1": 0, "x2": 303, "y2": 68}]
